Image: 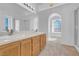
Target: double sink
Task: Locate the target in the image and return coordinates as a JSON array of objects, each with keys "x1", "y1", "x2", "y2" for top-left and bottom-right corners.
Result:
[{"x1": 0, "y1": 31, "x2": 44, "y2": 45}]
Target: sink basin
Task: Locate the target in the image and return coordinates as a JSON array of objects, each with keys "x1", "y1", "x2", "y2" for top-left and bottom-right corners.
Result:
[
  {"x1": 0, "y1": 36, "x2": 10, "y2": 39},
  {"x1": 0, "y1": 32, "x2": 14, "y2": 39},
  {"x1": 0, "y1": 39, "x2": 10, "y2": 42},
  {"x1": 0, "y1": 32, "x2": 9, "y2": 36},
  {"x1": 0, "y1": 36, "x2": 11, "y2": 43}
]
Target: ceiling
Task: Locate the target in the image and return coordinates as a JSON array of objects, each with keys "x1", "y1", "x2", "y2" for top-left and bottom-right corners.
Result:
[
  {"x1": 33, "y1": 3, "x2": 65, "y2": 12},
  {"x1": 17, "y1": 3, "x2": 65, "y2": 14}
]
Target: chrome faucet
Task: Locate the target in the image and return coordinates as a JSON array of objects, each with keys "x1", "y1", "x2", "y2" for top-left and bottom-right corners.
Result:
[{"x1": 7, "y1": 29, "x2": 13, "y2": 35}]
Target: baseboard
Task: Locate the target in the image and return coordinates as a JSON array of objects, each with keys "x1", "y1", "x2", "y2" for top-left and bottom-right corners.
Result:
[
  {"x1": 74, "y1": 45, "x2": 79, "y2": 52},
  {"x1": 62, "y1": 41, "x2": 79, "y2": 52},
  {"x1": 61, "y1": 41, "x2": 74, "y2": 46},
  {"x1": 61, "y1": 42, "x2": 79, "y2": 53}
]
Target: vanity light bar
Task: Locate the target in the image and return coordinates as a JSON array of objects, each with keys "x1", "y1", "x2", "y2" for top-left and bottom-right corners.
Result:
[
  {"x1": 23, "y1": 3, "x2": 34, "y2": 11},
  {"x1": 17, "y1": 3, "x2": 36, "y2": 13}
]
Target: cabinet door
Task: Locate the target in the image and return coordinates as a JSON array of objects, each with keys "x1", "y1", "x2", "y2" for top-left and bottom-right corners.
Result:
[
  {"x1": 40, "y1": 34, "x2": 46, "y2": 51},
  {"x1": 21, "y1": 38, "x2": 32, "y2": 56},
  {"x1": 32, "y1": 36, "x2": 40, "y2": 56},
  {"x1": 0, "y1": 42, "x2": 20, "y2": 56}
]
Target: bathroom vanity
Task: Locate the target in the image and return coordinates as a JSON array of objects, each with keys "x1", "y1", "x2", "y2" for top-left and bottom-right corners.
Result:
[{"x1": 0, "y1": 31, "x2": 46, "y2": 56}]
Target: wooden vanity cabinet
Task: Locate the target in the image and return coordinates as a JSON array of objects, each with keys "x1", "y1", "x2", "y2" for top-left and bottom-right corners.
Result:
[
  {"x1": 0, "y1": 41, "x2": 20, "y2": 56},
  {"x1": 0, "y1": 34, "x2": 46, "y2": 56},
  {"x1": 32, "y1": 36, "x2": 40, "y2": 56},
  {"x1": 40, "y1": 34, "x2": 46, "y2": 51},
  {"x1": 21, "y1": 38, "x2": 32, "y2": 56}
]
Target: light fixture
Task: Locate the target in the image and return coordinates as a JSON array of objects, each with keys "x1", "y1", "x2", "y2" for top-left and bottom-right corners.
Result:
[{"x1": 23, "y1": 3, "x2": 34, "y2": 11}]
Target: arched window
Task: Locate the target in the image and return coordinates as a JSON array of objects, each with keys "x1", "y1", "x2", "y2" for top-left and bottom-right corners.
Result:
[
  {"x1": 49, "y1": 13, "x2": 62, "y2": 33},
  {"x1": 53, "y1": 15, "x2": 61, "y2": 32}
]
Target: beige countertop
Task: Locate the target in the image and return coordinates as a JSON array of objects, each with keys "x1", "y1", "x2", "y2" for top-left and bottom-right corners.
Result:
[{"x1": 0, "y1": 31, "x2": 45, "y2": 46}]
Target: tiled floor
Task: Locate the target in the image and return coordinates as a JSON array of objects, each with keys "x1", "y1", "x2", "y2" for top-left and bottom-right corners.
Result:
[{"x1": 39, "y1": 41, "x2": 79, "y2": 56}]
